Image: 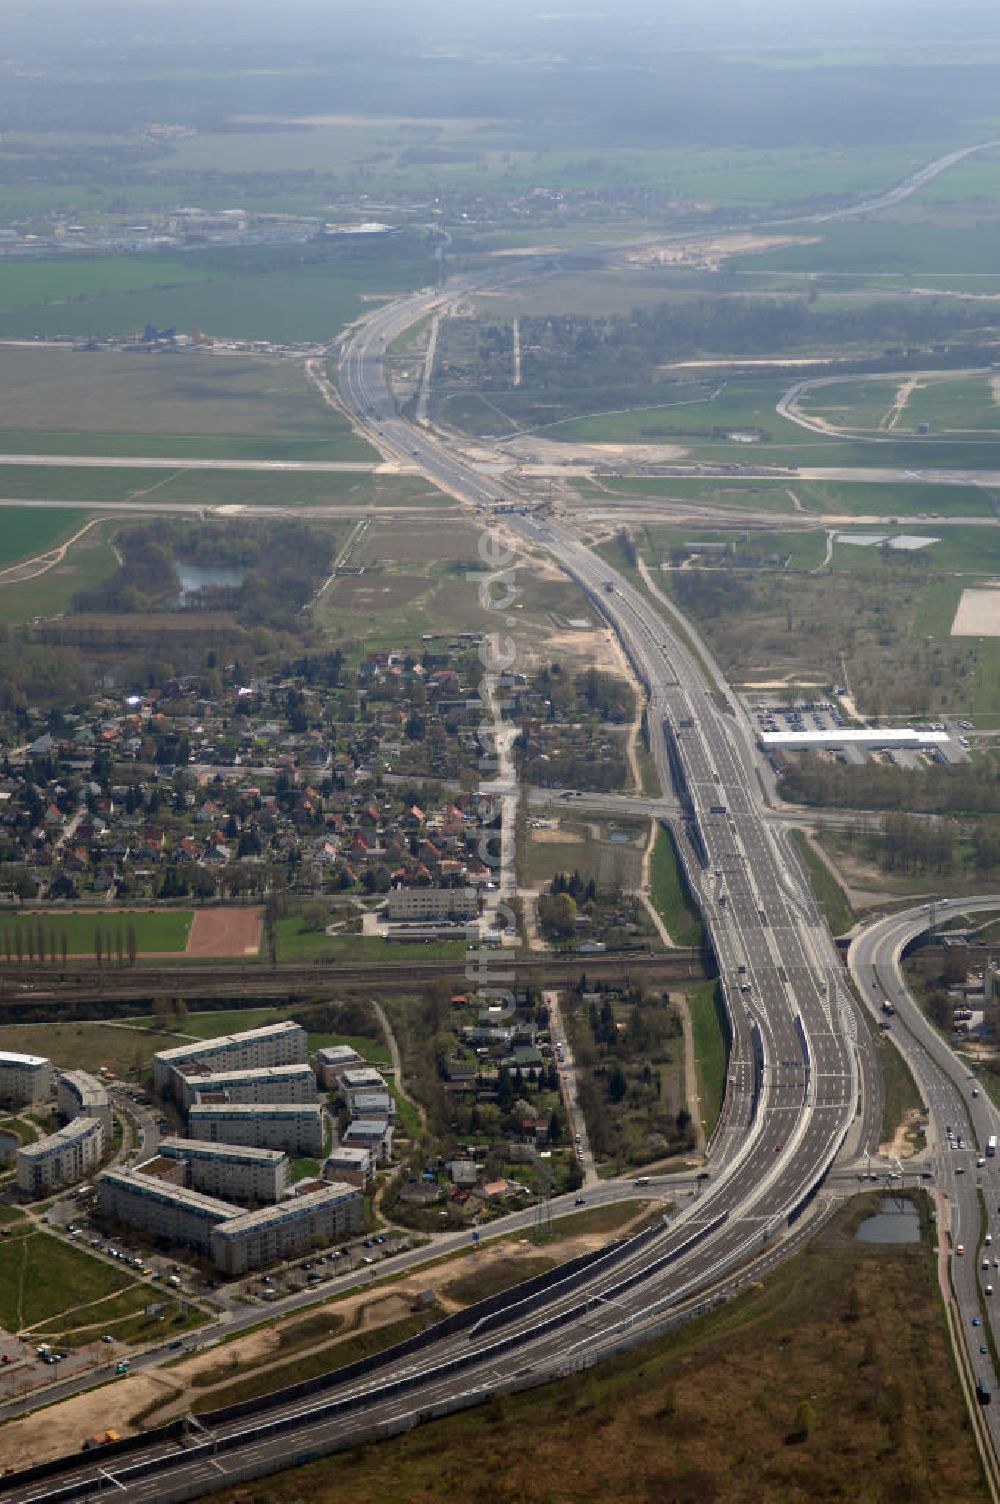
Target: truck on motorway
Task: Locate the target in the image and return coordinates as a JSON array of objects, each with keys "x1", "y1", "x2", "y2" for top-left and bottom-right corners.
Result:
[
  {"x1": 977, "y1": 1377, "x2": 992, "y2": 1406},
  {"x1": 988, "y1": 1136, "x2": 997, "y2": 1158}
]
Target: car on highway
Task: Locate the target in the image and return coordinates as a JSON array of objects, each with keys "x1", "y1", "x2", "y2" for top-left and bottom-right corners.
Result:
[
  {"x1": 972, "y1": 1316, "x2": 982, "y2": 1327},
  {"x1": 956, "y1": 1244, "x2": 965, "y2": 1256}
]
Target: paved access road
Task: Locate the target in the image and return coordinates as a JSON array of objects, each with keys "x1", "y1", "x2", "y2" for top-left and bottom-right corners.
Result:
[{"x1": 849, "y1": 898, "x2": 1000, "y2": 1448}]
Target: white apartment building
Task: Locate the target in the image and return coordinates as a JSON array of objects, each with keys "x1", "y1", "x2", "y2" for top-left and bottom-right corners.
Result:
[
  {"x1": 0, "y1": 1052, "x2": 53, "y2": 1107},
  {"x1": 152, "y1": 1021, "x2": 308, "y2": 1101},
  {"x1": 209, "y1": 1183, "x2": 362, "y2": 1276},
  {"x1": 176, "y1": 1062, "x2": 317, "y2": 1113},
  {"x1": 98, "y1": 1168, "x2": 236, "y2": 1253},
  {"x1": 187, "y1": 1102, "x2": 325, "y2": 1156},
  {"x1": 16, "y1": 1117, "x2": 104, "y2": 1197},
  {"x1": 57, "y1": 1071, "x2": 112, "y2": 1134},
  {"x1": 158, "y1": 1137, "x2": 289, "y2": 1204}
]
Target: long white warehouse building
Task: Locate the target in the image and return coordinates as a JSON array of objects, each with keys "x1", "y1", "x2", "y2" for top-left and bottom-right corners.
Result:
[{"x1": 759, "y1": 728, "x2": 950, "y2": 751}]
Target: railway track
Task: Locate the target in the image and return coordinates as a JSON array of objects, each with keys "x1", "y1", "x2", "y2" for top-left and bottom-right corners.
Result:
[{"x1": 0, "y1": 948, "x2": 704, "y2": 1009}]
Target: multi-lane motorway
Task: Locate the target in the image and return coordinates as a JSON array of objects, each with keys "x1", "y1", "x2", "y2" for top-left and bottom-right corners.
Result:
[
  {"x1": 849, "y1": 899, "x2": 1000, "y2": 1451},
  {"x1": 0, "y1": 256, "x2": 979, "y2": 1500}
]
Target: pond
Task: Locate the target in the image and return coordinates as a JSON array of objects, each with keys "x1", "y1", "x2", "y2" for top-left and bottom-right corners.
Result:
[
  {"x1": 0, "y1": 1131, "x2": 18, "y2": 1165},
  {"x1": 173, "y1": 560, "x2": 247, "y2": 607},
  {"x1": 855, "y1": 1195, "x2": 921, "y2": 1244}
]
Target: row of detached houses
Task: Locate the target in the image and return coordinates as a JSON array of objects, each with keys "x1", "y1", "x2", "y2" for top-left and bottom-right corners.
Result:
[{"x1": 0, "y1": 649, "x2": 508, "y2": 902}]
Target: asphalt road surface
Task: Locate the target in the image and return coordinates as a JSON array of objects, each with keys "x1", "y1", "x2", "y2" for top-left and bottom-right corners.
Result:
[{"x1": 849, "y1": 898, "x2": 1000, "y2": 1451}]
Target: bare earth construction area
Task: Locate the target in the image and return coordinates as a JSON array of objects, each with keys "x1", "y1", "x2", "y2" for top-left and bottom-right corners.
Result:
[{"x1": 951, "y1": 585, "x2": 1000, "y2": 635}]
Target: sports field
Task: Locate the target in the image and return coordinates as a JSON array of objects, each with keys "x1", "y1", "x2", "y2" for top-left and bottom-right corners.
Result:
[{"x1": 0, "y1": 910, "x2": 192, "y2": 958}]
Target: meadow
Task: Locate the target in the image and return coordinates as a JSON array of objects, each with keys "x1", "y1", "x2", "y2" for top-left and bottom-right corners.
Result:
[
  {"x1": 0, "y1": 1022, "x2": 191, "y2": 1077},
  {"x1": 0, "y1": 1229, "x2": 139, "y2": 1334},
  {"x1": 0, "y1": 518, "x2": 122, "y2": 624},
  {"x1": 0, "y1": 909, "x2": 192, "y2": 957},
  {"x1": 548, "y1": 378, "x2": 1000, "y2": 470},
  {"x1": 207, "y1": 1186, "x2": 985, "y2": 1504},
  {"x1": 0, "y1": 253, "x2": 437, "y2": 346},
  {"x1": 0, "y1": 348, "x2": 375, "y2": 461},
  {"x1": 0, "y1": 256, "x2": 213, "y2": 312},
  {"x1": 744, "y1": 217, "x2": 1000, "y2": 278},
  {"x1": 0, "y1": 508, "x2": 89, "y2": 569}
]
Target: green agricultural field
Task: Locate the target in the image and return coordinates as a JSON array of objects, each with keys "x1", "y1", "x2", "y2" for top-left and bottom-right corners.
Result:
[
  {"x1": 0, "y1": 348, "x2": 376, "y2": 462},
  {"x1": 0, "y1": 1229, "x2": 138, "y2": 1333},
  {"x1": 545, "y1": 380, "x2": 809, "y2": 449},
  {"x1": 0, "y1": 257, "x2": 213, "y2": 313},
  {"x1": 0, "y1": 909, "x2": 192, "y2": 958},
  {"x1": 797, "y1": 376, "x2": 902, "y2": 431},
  {"x1": 0, "y1": 254, "x2": 437, "y2": 346},
  {"x1": 0, "y1": 507, "x2": 89, "y2": 569},
  {"x1": 743, "y1": 218, "x2": 1000, "y2": 277}
]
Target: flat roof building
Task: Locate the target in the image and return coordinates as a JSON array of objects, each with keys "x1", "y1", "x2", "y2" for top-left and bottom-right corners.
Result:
[
  {"x1": 153, "y1": 1021, "x2": 307, "y2": 1100},
  {"x1": 341, "y1": 1119, "x2": 393, "y2": 1165},
  {"x1": 57, "y1": 1071, "x2": 112, "y2": 1134},
  {"x1": 0, "y1": 1052, "x2": 53, "y2": 1108},
  {"x1": 314, "y1": 1044, "x2": 362, "y2": 1089},
  {"x1": 158, "y1": 1136, "x2": 289, "y2": 1205},
  {"x1": 98, "y1": 1168, "x2": 237, "y2": 1253},
  {"x1": 209, "y1": 1183, "x2": 362, "y2": 1276},
  {"x1": 338, "y1": 1067, "x2": 386, "y2": 1097},
  {"x1": 758, "y1": 728, "x2": 951, "y2": 751},
  {"x1": 17, "y1": 1116, "x2": 104, "y2": 1197},
  {"x1": 323, "y1": 1145, "x2": 373, "y2": 1189},
  {"x1": 386, "y1": 886, "x2": 477, "y2": 923},
  {"x1": 176, "y1": 1062, "x2": 317, "y2": 1113},
  {"x1": 350, "y1": 1090, "x2": 395, "y2": 1123},
  {"x1": 188, "y1": 1102, "x2": 325, "y2": 1156}
]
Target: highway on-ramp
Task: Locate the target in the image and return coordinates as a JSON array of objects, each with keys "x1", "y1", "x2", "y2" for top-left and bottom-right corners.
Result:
[{"x1": 849, "y1": 898, "x2": 1000, "y2": 1452}]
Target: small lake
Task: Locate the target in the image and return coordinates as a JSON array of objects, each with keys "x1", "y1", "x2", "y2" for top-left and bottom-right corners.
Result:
[
  {"x1": 173, "y1": 561, "x2": 247, "y2": 607},
  {"x1": 856, "y1": 1196, "x2": 921, "y2": 1244},
  {"x1": 0, "y1": 1131, "x2": 18, "y2": 1164}
]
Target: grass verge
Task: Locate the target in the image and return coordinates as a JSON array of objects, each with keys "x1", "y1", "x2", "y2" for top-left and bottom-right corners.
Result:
[
  {"x1": 649, "y1": 825, "x2": 704, "y2": 949},
  {"x1": 788, "y1": 830, "x2": 854, "y2": 936},
  {"x1": 688, "y1": 980, "x2": 728, "y2": 1141}
]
